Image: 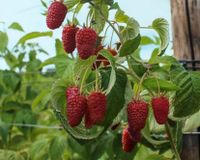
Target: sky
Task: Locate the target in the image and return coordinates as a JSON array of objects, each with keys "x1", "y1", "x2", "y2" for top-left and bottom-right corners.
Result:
[{"x1": 0, "y1": 0, "x2": 172, "y2": 69}]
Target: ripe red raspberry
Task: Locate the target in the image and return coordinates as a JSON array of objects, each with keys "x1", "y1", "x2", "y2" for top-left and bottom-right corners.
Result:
[
  {"x1": 151, "y1": 96, "x2": 169, "y2": 124},
  {"x1": 46, "y1": 1, "x2": 67, "y2": 30},
  {"x1": 76, "y1": 28, "x2": 97, "y2": 45},
  {"x1": 66, "y1": 86, "x2": 80, "y2": 98},
  {"x1": 76, "y1": 28, "x2": 97, "y2": 59},
  {"x1": 62, "y1": 25, "x2": 79, "y2": 53},
  {"x1": 85, "y1": 109, "x2": 93, "y2": 129},
  {"x1": 87, "y1": 91, "x2": 106, "y2": 125},
  {"x1": 122, "y1": 128, "x2": 136, "y2": 152},
  {"x1": 77, "y1": 44, "x2": 95, "y2": 60},
  {"x1": 127, "y1": 100, "x2": 148, "y2": 132},
  {"x1": 66, "y1": 87, "x2": 87, "y2": 127}
]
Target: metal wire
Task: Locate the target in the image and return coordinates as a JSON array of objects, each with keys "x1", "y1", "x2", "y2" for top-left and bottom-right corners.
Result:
[{"x1": 2, "y1": 122, "x2": 63, "y2": 129}]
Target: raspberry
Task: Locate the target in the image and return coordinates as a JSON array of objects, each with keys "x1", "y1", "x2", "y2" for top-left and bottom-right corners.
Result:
[
  {"x1": 66, "y1": 87, "x2": 80, "y2": 98},
  {"x1": 62, "y1": 25, "x2": 79, "y2": 53},
  {"x1": 122, "y1": 128, "x2": 136, "y2": 152},
  {"x1": 76, "y1": 28, "x2": 97, "y2": 46},
  {"x1": 127, "y1": 100, "x2": 148, "y2": 132},
  {"x1": 151, "y1": 96, "x2": 169, "y2": 124},
  {"x1": 87, "y1": 91, "x2": 106, "y2": 125},
  {"x1": 77, "y1": 44, "x2": 95, "y2": 60},
  {"x1": 76, "y1": 28, "x2": 97, "y2": 59},
  {"x1": 85, "y1": 109, "x2": 93, "y2": 129},
  {"x1": 46, "y1": 1, "x2": 67, "y2": 30},
  {"x1": 66, "y1": 87, "x2": 87, "y2": 127}
]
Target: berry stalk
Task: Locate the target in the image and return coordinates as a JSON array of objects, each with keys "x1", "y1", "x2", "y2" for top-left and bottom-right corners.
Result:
[
  {"x1": 165, "y1": 122, "x2": 181, "y2": 160},
  {"x1": 89, "y1": 2, "x2": 123, "y2": 43}
]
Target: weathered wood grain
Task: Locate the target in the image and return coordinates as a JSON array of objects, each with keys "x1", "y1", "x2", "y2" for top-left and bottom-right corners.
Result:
[{"x1": 171, "y1": 0, "x2": 192, "y2": 59}]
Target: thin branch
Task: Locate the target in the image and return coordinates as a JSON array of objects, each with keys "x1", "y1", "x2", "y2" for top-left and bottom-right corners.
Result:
[{"x1": 165, "y1": 122, "x2": 181, "y2": 160}]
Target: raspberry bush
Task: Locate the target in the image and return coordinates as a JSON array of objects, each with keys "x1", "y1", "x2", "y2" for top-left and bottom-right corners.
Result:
[
  {"x1": 0, "y1": 0, "x2": 200, "y2": 159},
  {"x1": 0, "y1": 0, "x2": 195, "y2": 160},
  {"x1": 46, "y1": 0, "x2": 200, "y2": 159}
]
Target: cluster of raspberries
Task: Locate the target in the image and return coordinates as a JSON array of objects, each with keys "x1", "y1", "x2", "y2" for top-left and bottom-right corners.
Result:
[
  {"x1": 46, "y1": 0, "x2": 170, "y2": 153},
  {"x1": 46, "y1": 0, "x2": 117, "y2": 62},
  {"x1": 122, "y1": 96, "x2": 169, "y2": 152},
  {"x1": 66, "y1": 87, "x2": 107, "y2": 128}
]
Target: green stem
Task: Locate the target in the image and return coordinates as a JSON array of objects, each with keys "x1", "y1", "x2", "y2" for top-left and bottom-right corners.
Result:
[
  {"x1": 116, "y1": 63, "x2": 140, "y2": 81},
  {"x1": 135, "y1": 72, "x2": 147, "y2": 99},
  {"x1": 89, "y1": 2, "x2": 123, "y2": 43},
  {"x1": 165, "y1": 122, "x2": 181, "y2": 160},
  {"x1": 80, "y1": 67, "x2": 89, "y2": 93}
]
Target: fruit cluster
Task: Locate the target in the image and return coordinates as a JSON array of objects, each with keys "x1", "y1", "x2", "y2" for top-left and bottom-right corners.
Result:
[
  {"x1": 66, "y1": 87, "x2": 106, "y2": 128},
  {"x1": 122, "y1": 96, "x2": 170, "y2": 152},
  {"x1": 46, "y1": 0, "x2": 117, "y2": 67},
  {"x1": 46, "y1": 0, "x2": 170, "y2": 153}
]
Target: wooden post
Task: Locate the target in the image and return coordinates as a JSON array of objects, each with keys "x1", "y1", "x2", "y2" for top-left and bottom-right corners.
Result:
[
  {"x1": 180, "y1": 134, "x2": 200, "y2": 160},
  {"x1": 171, "y1": 0, "x2": 200, "y2": 60},
  {"x1": 171, "y1": 0, "x2": 200, "y2": 160}
]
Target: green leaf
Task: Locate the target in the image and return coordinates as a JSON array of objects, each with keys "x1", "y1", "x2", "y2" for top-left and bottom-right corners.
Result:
[
  {"x1": 100, "y1": 68, "x2": 127, "y2": 127},
  {"x1": 119, "y1": 34, "x2": 141, "y2": 57},
  {"x1": 171, "y1": 68, "x2": 200, "y2": 117},
  {"x1": 40, "y1": 54, "x2": 74, "y2": 78},
  {"x1": 32, "y1": 89, "x2": 50, "y2": 112},
  {"x1": 30, "y1": 138, "x2": 49, "y2": 160},
  {"x1": 104, "y1": 0, "x2": 114, "y2": 5},
  {"x1": 65, "y1": 0, "x2": 80, "y2": 9},
  {"x1": 26, "y1": 85, "x2": 38, "y2": 100},
  {"x1": 0, "y1": 149, "x2": 24, "y2": 160},
  {"x1": 92, "y1": 3, "x2": 108, "y2": 33},
  {"x1": 145, "y1": 154, "x2": 170, "y2": 160},
  {"x1": 183, "y1": 110, "x2": 200, "y2": 132},
  {"x1": 49, "y1": 136, "x2": 67, "y2": 160},
  {"x1": 4, "y1": 50, "x2": 18, "y2": 69},
  {"x1": 0, "y1": 121, "x2": 9, "y2": 145},
  {"x1": 100, "y1": 50, "x2": 116, "y2": 94},
  {"x1": 143, "y1": 77, "x2": 179, "y2": 91},
  {"x1": 40, "y1": 0, "x2": 48, "y2": 8},
  {"x1": 26, "y1": 59, "x2": 41, "y2": 71},
  {"x1": 90, "y1": 133, "x2": 113, "y2": 160},
  {"x1": 2, "y1": 70, "x2": 21, "y2": 92},
  {"x1": 8, "y1": 22, "x2": 24, "y2": 32},
  {"x1": 149, "y1": 55, "x2": 178, "y2": 65},
  {"x1": 14, "y1": 104, "x2": 36, "y2": 124},
  {"x1": 170, "y1": 121, "x2": 183, "y2": 152},
  {"x1": 115, "y1": 9, "x2": 129, "y2": 23},
  {"x1": 51, "y1": 79, "x2": 72, "y2": 114},
  {"x1": 0, "y1": 84, "x2": 4, "y2": 98},
  {"x1": 141, "y1": 36, "x2": 156, "y2": 45},
  {"x1": 142, "y1": 124, "x2": 169, "y2": 147},
  {"x1": 121, "y1": 18, "x2": 140, "y2": 42},
  {"x1": 17, "y1": 31, "x2": 53, "y2": 44},
  {"x1": 152, "y1": 18, "x2": 169, "y2": 51},
  {"x1": 74, "y1": 56, "x2": 96, "y2": 86},
  {"x1": 55, "y1": 39, "x2": 66, "y2": 55},
  {"x1": 129, "y1": 58, "x2": 147, "y2": 77},
  {"x1": 109, "y1": 2, "x2": 119, "y2": 10},
  {"x1": 0, "y1": 31, "x2": 8, "y2": 52},
  {"x1": 80, "y1": 0, "x2": 92, "y2": 3}
]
